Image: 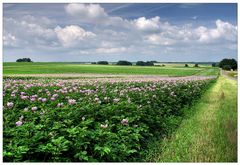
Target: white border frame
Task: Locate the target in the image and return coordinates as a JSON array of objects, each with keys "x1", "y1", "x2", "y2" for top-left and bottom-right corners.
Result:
[{"x1": 0, "y1": 0, "x2": 239, "y2": 164}]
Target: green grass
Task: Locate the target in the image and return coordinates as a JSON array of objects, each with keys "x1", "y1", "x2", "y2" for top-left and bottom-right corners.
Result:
[
  {"x1": 155, "y1": 63, "x2": 212, "y2": 68},
  {"x1": 3, "y1": 62, "x2": 218, "y2": 76},
  {"x1": 195, "y1": 68, "x2": 220, "y2": 76},
  {"x1": 145, "y1": 76, "x2": 237, "y2": 162}
]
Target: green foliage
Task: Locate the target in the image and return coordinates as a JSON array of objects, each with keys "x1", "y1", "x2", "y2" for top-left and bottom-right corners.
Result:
[
  {"x1": 185, "y1": 64, "x2": 189, "y2": 67},
  {"x1": 116, "y1": 61, "x2": 132, "y2": 66},
  {"x1": 222, "y1": 65, "x2": 232, "y2": 71},
  {"x1": 3, "y1": 78, "x2": 215, "y2": 162},
  {"x1": 97, "y1": 61, "x2": 109, "y2": 65},
  {"x1": 136, "y1": 61, "x2": 145, "y2": 66},
  {"x1": 219, "y1": 58, "x2": 237, "y2": 70},
  {"x1": 212, "y1": 63, "x2": 216, "y2": 67},
  {"x1": 16, "y1": 58, "x2": 32, "y2": 62},
  {"x1": 136, "y1": 61, "x2": 154, "y2": 66}
]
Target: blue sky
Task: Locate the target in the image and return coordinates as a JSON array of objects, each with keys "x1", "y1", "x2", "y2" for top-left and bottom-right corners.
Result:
[{"x1": 3, "y1": 3, "x2": 237, "y2": 62}]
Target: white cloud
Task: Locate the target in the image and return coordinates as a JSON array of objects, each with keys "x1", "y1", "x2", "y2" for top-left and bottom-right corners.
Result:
[
  {"x1": 100, "y1": 41, "x2": 115, "y2": 48},
  {"x1": 3, "y1": 33, "x2": 18, "y2": 47},
  {"x1": 192, "y1": 16, "x2": 198, "y2": 20},
  {"x1": 96, "y1": 47, "x2": 127, "y2": 54},
  {"x1": 65, "y1": 3, "x2": 107, "y2": 21},
  {"x1": 6, "y1": 18, "x2": 55, "y2": 40},
  {"x1": 195, "y1": 19, "x2": 237, "y2": 43},
  {"x1": 4, "y1": 16, "x2": 97, "y2": 48},
  {"x1": 65, "y1": 3, "x2": 129, "y2": 28},
  {"x1": 23, "y1": 22, "x2": 55, "y2": 40},
  {"x1": 4, "y1": 14, "x2": 237, "y2": 50},
  {"x1": 54, "y1": 25, "x2": 96, "y2": 47},
  {"x1": 21, "y1": 15, "x2": 56, "y2": 27},
  {"x1": 144, "y1": 19, "x2": 237, "y2": 47},
  {"x1": 146, "y1": 33, "x2": 176, "y2": 45},
  {"x1": 3, "y1": 17, "x2": 57, "y2": 47},
  {"x1": 3, "y1": 3, "x2": 237, "y2": 60},
  {"x1": 132, "y1": 16, "x2": 160, "y2": 32},
  {"x1": 215, "y1": 19, "x2": 237, "y2": 41},
  {"x1": 78, "y1": 50, "x2": 92, "y2": 55}
]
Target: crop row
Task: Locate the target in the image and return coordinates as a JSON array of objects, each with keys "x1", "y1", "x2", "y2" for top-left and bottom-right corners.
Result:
[{"x1": 3, "y1": 77, "x2": 215, "y2": 162}]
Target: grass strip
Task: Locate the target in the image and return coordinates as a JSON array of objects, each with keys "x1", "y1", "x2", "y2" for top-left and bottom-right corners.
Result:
[{"x1": 145, "y1": 76, "x2": 237, "y2": 162}]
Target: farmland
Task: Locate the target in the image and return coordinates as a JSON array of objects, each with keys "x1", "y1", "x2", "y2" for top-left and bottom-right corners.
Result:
[
  {"x1": 3, "y1": 62, "x2": 217, "y2": 76},
  {"x1": 3, "y1": 62, "x2": 237, "y2": 162},
  {"x1": 3, "y1": 65, "x2": 217, "y2": 162}
]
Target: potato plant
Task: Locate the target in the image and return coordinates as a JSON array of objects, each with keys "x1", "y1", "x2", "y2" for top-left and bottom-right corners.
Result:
[{"x1": 3, "y1": 77, "x2": 215, "y2": 162}]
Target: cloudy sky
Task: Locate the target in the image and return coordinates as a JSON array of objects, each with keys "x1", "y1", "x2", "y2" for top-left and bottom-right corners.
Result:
[{"x1": 3, "y1": 3, "x2": 237, "y2": 62}]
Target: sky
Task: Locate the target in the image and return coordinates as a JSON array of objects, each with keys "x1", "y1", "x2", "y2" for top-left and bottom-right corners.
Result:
[{"x1": 3, "y1": 3, "x2": 238, "y2": 62}]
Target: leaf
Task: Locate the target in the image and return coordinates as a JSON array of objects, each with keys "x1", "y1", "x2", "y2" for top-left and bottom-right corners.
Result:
[
  {"x1": 94, "y1": 145, "x2": 101, "y2": 151},
  {"x1": 3, "y1": 151, "x2": 14, "y2": 157},
  {"x1": 127, "y1": 149, "x2": 137, "y2": 154},
  {"x1": 103, "y1": 147, "x2": 111, "y2": 154}
]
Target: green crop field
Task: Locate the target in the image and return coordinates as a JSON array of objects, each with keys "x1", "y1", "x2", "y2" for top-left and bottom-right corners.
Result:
[
  {"x1": 2, "y1": 62, "x2": 235, "y2": 162},
  {"x1": 3, "y1": 62, "x2": 219, "y2": 76}
]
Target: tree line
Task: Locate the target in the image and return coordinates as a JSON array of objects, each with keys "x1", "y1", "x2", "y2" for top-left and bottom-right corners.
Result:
[
  {"x1": 91, "y1": 59, "x2": 237, "y2": 70},
  {"x1": 16, "y1": 58, "x2": 33, "y2": 62},
  {"x1": 16, "y1": 58, "x2": 237, "y2": 70},
  {"x1": 92, "y1": 60, "x2": 157, "y2": 66}
]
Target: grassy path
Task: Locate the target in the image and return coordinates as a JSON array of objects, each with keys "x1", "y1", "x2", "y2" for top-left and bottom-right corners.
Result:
[{"x1": 145, "y1": 76, "x2": 237, "y2": 162}]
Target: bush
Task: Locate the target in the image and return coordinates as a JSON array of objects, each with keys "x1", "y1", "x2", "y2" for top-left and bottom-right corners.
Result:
[
  {"x1": 212, "y1": 63, "x2": 216, "y2": 67},
  {"x1": 219, "y1": 58, "x2": 237, "y2": 70},
  {"x1": 97, "y1": 61, "x2": 108, "y2": 65},
  {"x1": 136, "y1": 61, "x2": 154, "y2": 66},
  {"x1": 16, "y1": 58, "x2": 32, "y2": 62},
  {"x1": 194, "y1": 64, "x2": 199, "y2": 67},
  {"x1": 185, "y1": 64, "x2": 189, "y2": 67},
  {"x1": 116, "y1": 61, "x2": 132, "y2": 66},
  {"x1": 136, "y1": 61, "x2": 145, "y2": 66},
  {"x1": 222, "y1": 65, "x2": 232, "y2": 71},
  {"x1": 145, "y1": 61, "x2": 154, "y2": 66},
  {"x1": 91, "y1": 62, "x2": 96, "y2": 64}
]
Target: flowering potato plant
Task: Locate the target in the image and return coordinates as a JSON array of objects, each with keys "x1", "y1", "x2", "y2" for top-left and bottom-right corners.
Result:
[{"x1": 3, "y1": 77, "x2": 215, "y2": 162}]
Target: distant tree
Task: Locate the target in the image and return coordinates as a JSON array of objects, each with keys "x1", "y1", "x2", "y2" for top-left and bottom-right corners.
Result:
[
  {"x1": 185, "y1": 64, "x2": 189, "y2": 67},
  {"x1": 91, "y1": 62, "x2": 96, "y2": 64},
  {"x1": 222, "y1": 65, "x2": 232, "y2": 71},
  {"x1": 145, "y1": 61, "x2": 154, "y2": 66},
  {"x1": 97, "y1": 61, "x2": 108, "y2": 65},
  {"x1": 162, "y1": 64, "x2": 165, "y2": 67},
  {"x1": 212, "y1": 63, "x2": 216, "y2": 67},
  {"x1": 116, "y1": 60, "x2": 132, "y2": 65},
  {"x1": 150, "y1": 61, "x2": 158, "y2": 63},
  {"x1": 16, "y1": 58, "x2": 32, "y2": 62},
  {"x1": 219, "y1": 58, "x2": 237, "y2": 70},
  {"x1": 136, "y1": 61, "x2": 154, "y2": 66},
  {"x1": 136, "y1": 61, "x2": 145, "y2": 66},
  {"x1": 194, "y1": 63, "x2": 199, "y2": 67}
]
